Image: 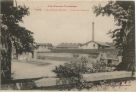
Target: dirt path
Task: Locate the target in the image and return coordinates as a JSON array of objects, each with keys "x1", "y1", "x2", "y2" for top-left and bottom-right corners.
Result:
[{"x1": 12, "y1": 60, "x2": 66, "y2": 79}]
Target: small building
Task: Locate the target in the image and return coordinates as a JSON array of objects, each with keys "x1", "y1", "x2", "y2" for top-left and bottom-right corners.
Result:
[
  {"x1": 96, "y1": 49, "x2": 122, "y2": 66},
  {"x1": 72, "y1": 49, "x2": 121, "y2": 67},
  {"x1": 36, "y1": 43, "x2": 53, "y2": 52},
  {"x1": 80, "y1": 41, "x2": 111, "y2": 49}
]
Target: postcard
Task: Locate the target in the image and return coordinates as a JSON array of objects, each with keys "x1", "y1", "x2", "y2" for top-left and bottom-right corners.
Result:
[{"x1": 0, "y1": 0, "x2": 135, "y2": 91}]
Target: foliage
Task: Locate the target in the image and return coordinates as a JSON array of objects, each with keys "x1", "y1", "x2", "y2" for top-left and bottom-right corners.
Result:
[
  {"x1": 93, "y1": 1, "x2": 135, "y2": 71},
  {"x1": 53, "y1": 57, "x2": 88, "y2": 89},
  {"x1": 92, "y1": 61, "x2": 108, "y2": 72},
  {"x1": 1, "y1": 2, "x2": 35, "y2": 81},
  {"x1": 2, "y1": 5, "x2": 35, "y2": 54},
  {"x1": 53, "y1": 56, "x2": 113, "y2": 90}
]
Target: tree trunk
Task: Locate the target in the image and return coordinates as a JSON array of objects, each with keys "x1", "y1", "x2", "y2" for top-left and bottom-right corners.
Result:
[
  {"x1": 0, "y1": 14, "x2": 2, "y2": 86},
  {"x1": 116, "y1": 28, "x2": 135, "y2": 73},
  {"x1": 1, "y1": 29, "x2": 12, "y2": 84},
  {"x1": 117, "y1": 50, "x2": 135, "y2": 71},
  {"x1": 1, "y1": 0, "x2": 13, "y2": 84}
]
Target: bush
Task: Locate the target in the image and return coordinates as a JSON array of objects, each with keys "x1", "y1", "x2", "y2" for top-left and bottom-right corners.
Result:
[
  {"x1": 92, "y1": 60, "x2": 107, "y2": 72},
  {"x1": 53, "y1": 56, "x2": 114, "y2": 90},
  {"x1": 53, "y1": 56, "x2": 90, "y2": 89}
]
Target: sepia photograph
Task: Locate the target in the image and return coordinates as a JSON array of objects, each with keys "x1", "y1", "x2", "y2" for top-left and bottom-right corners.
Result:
[{"x1": 0, "y1": 0, "x2": 135, "y2": 91}]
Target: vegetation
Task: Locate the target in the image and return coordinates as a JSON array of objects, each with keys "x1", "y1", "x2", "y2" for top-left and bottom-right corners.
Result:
[
  {"x1": 53, "y1": 56, "x2": 114, "y2": 90},
  {"x1": 1, "y1": 1, "x2": 34, "y2": 82},
  {"x1": 93, "y1": 1, "x2": 135, "y2": 71},
  {"x1": 53, "y1": 57, "x2": 87, "y2": 89}
]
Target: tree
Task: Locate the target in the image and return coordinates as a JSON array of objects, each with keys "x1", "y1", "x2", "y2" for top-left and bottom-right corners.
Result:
[
  {"x1": 1, "y1": 0, "x2": 35, "y2": 83},
  {"x1": 93, "y1": 1, "x2": 135, "y2": 71}
]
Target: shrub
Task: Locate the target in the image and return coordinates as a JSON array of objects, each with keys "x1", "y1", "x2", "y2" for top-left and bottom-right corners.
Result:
[
  {"x1": 92, "y1": 60, "x2": 107, "y2": 72},
  {"x1": 53, "y1": 56, "x2": 90, "y2": 89},
  {"x1": 53, "y1": 56, "x2": 114, "y2": 90}
]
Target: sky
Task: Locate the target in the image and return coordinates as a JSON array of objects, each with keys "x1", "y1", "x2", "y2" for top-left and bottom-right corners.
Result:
[{"x1": 16, "y1": 0, "x2": 116, "y2": 45}]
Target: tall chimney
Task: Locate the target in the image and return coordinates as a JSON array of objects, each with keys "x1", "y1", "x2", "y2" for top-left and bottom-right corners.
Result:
[{"x1": 92, "y1": 22, "x2": 94, "y2": 41}]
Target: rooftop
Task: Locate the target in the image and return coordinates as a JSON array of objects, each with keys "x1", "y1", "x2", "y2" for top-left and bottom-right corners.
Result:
[
  {"x1": 56, "y1": 43, "x2": 80, "y2": 48},
  {"x1": 81, "y1": 41, "x2": 111, "y2": 47}
]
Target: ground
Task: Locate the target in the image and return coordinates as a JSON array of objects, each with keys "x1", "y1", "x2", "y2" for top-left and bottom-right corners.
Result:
[
  {"x1": 11, "y1": 59, "x2": 136, "y2": 91},
  {"x1": 12, "y1": 59, "x2": 66, "y2": 79}
]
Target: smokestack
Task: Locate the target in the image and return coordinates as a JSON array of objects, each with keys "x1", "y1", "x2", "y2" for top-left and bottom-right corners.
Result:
[{"x1": 92, "y1": 22, "x2": 94, "y2": 41}]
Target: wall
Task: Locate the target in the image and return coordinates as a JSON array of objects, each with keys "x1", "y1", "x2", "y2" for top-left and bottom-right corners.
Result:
[
  {"x1": 36, "y1": 46, "x2": 51, "y2": 52},
  {"x1": 80, "y1": 42, "x2": 99, "y2": 49},
  {"x1": 18, "y1": 53, "x2": 33, "y2": 61}
]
